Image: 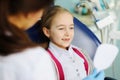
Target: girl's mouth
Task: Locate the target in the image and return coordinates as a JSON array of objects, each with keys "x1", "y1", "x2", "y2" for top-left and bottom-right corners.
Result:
[{"x1": 62, "y1": 38, "x2": 70, "y2": 41}]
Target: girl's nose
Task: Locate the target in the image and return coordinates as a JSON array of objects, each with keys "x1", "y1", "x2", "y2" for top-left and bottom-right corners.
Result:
[{"x1": 65, "y1": 29, "x2": 70, "y2": 36}]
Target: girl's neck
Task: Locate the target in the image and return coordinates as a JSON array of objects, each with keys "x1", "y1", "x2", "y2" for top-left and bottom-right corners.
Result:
[{"x1": 50, "y1": 42, "x2": 69, "y2": 50}]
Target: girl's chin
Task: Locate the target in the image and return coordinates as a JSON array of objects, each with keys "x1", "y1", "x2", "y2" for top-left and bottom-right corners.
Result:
[{"x1": 63, "y1": 45, "x2": 70, "y2": 49}]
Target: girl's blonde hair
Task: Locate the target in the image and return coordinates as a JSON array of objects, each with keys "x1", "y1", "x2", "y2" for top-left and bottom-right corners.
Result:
[{"x1": 41, "y1": 6, "x2": 73, "y2": 29}]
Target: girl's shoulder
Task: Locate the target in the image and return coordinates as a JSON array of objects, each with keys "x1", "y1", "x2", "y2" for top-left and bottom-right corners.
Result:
[{"x1": 71, "y1": 45, "x2": 83, "y2": 52}]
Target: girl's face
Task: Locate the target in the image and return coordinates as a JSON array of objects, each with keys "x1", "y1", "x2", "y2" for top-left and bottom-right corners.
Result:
[{"x1": 44, "y1": 12, "x2": 74, "y2": 49}]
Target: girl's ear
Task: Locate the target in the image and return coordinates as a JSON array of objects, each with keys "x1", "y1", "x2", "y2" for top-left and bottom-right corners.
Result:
[{"x1": 43, "y1": 27, "x2": 50, "y2": 38}]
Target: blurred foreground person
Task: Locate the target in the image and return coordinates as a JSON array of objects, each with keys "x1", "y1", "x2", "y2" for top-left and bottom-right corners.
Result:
[{"x1": 0, "y1": 0, "x2": 57, "y2": 80}]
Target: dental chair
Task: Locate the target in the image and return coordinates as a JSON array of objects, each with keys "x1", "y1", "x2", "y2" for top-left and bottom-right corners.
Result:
[
  {"x1": 72, "y1": 17, "x2": 101, "y2": 60},
  {"x1": 26, "y1": 17, "x2": 116, "y2": 80}
]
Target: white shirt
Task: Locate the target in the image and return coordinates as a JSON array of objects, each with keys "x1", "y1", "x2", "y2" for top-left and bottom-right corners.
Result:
[
  {"x1": 49, "y1": 42, "x2": 87, "y2": 80},
  {"x1": 0, "y1": 47, "x2": 57, "y2": 80}
]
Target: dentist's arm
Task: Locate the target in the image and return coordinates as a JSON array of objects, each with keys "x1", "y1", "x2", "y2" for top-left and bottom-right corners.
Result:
[{"x1": 83, "y1": 69, "x2": 105, "y2": 80}]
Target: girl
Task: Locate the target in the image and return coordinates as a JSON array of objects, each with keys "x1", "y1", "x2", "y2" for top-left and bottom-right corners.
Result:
[
  {"x1": 0, "y1": 0, "x2": 57, "y2": 80},
  {"x1": 41, "y1": 6, "x2": 105, "y2": 80}
]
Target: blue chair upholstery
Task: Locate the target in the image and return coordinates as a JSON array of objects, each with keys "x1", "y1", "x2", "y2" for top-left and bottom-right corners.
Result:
[
  {"x1": 26, "y1": 20, "x2": 49, "y2": 44},
  {"x1": 72, "y1": 17, "x2": 101, "y2": 60}
]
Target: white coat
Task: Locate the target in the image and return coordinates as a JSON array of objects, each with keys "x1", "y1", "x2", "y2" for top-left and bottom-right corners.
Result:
[{"x1": 0, "y1": 47, "x2": 57, "y2": 80}]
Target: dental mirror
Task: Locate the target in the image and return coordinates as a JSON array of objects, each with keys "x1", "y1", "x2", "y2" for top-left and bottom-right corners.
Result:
[{"x1": 93, "y1": 44, "x2": 119, "y2": 72}]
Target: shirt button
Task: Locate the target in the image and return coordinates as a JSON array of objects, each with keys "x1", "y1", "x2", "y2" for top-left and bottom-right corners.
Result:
[
  {"x1": 76, "y1": 69, "x2": 79, "y2": 72},
  {"x1": 69, "y1": 57, "x2": 72, "y2": 59},
  {"x1": 77, "y1": 73, "x2": 80, "y2": 76},
  {"x1": 73, "y1": 60, "x2": 75, "y2": 63}
]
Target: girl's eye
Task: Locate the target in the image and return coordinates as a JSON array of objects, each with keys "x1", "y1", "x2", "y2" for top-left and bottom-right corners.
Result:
[
  {"x1": 70, "y1": 26, "x2": 74, "y2": 29},
  {"x1": 58, "y1": 27, "x2": 64, "y2": 30}
]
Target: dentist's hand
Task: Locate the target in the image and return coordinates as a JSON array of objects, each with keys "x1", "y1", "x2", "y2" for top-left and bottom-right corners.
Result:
[{"x1": 83, "y1": 69, "x2": 105, "y2": 80}]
